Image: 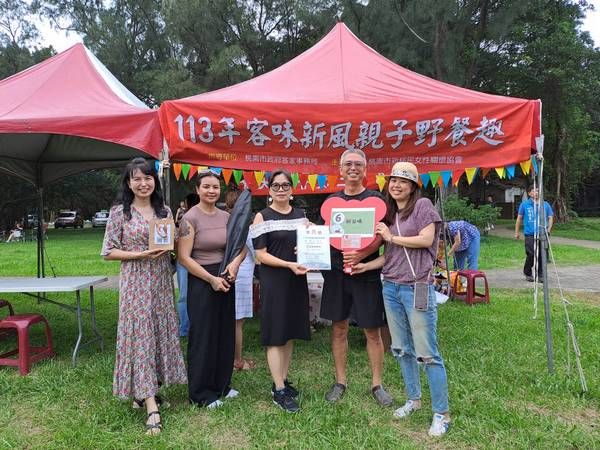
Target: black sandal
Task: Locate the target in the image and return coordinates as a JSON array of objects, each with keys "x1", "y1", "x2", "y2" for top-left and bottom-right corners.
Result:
[
  {"x1": 133, "y1": 395, "x2": 164, "y2": 409},
  {"x1": 145, "y1": 411, "x2": 162, "y2": 435}
]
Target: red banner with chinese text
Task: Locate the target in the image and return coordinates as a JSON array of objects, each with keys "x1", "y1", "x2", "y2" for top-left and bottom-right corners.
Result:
[{"x1": 160, "y1": 100, "x2": 539, "y2": 177}]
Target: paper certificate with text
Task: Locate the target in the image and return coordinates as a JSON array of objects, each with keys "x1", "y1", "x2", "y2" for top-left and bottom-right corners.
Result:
[{"x1": 297, "y1": 225, "x2": 331, "y2": 270}]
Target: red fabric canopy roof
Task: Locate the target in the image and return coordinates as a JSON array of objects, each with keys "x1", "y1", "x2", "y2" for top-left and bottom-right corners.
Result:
[
  {"x1": 0, "y1": 43, "x2": 162, "y2": 186},
  {"x1": 160, "y1": 22, "x2": 540, "y2": 178}
]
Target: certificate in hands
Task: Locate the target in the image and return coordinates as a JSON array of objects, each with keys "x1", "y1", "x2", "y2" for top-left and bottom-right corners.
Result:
[{"x1": 297, "y1": 225, "x2": 331, "y2": 270}]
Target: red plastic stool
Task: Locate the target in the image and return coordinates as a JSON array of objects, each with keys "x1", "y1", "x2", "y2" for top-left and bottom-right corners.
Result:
[
  {"x1": 0, "y1": 299, "x2": 15, "y2": 339},
  {"x1": 0, "y1": 313, "x2": 54, "y2": 375},
  {"x1": 452, "y1": 270, "x2": 490, "y2": 305}
]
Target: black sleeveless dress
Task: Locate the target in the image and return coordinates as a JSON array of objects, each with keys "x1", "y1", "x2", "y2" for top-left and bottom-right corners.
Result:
[{"x1": 253, "y1": 207, "x2": 310, "y2": 346}]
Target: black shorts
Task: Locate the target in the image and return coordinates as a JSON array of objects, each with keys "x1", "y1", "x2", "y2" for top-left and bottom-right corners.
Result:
[{"x1": 320, "y1": 269, "x2": 385, "y2": 328}]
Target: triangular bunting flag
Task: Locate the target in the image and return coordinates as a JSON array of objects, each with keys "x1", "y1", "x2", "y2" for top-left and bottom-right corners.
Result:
[
  {"x1": 465, "y1": 168, "x2": 478, "y2": 185},
  {"x1": 327, "y1": 175, "x2": 338, "y2": 188},
  {"x1": 495, "y1": 167, "x2": 505, "y2": 179},
  {"x1": 481, "y1": 168, "x2": 490, "y2": 178},
  {"x1": 317, "y1": 174, "x2": 327, "y2": 189},
  {"x1": 173, "y1": 163, "x2": 182, "y2": 181},
  {"x1": 441, "y1": 171, "x2": 452, "y2": 187},
  {"x1": 307, "y1": 174, "x2": 318, "y2": 191},
  {"x1": 209, "y1": 167, "x2": 222, "y2": 175},
  {"x1": 198, "y1": 165, "x2": 209, "y2": 172},
  {"x1": 299, "y1": 173, "x2": 308, "y2": 189},
  {"x1": 376, "y1": 174, "x2": 386, "y2": 192},
  {"x1": 429, "y1": 171, "x2": 440, "y2": 187},
  {"x1": 233, "y1": 169, "x2": 243, "y2": 185},
  {"x1": 154, "y1": 160, "x2": 161, "y2": 173},
  {"x1": 254, "y1": 171, "x2": 265, "y2": 187},
  {"x1": 188, "y1": 165, "x2": 197, "y2": 179},
  {"x1": 420, "y1": 173, "x2": 431, "y2": 188},
  {"x1": 452, "y1": 170, "x2": 464, "y2": 186},
  {"x1": 222, "y1": 169, "x2": 232, "y2": 184},
  {"x1": 291, "y1": 172, "x2": 300, "y2": 188},
  {"x1": 520, "y1": 159, "x2": 531, "y2": 175},
  {"x1": 531, "y1": 156, "x2": 538, "y2": 174},
  {"x1": 506, "y1": 165, "x2": 516, "y2": 179},
  {"x1": 181, "y1": 164, "x2": 190, "y2": 180}
]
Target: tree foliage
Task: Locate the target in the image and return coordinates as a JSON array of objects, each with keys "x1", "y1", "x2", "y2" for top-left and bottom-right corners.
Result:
[{"x1": 0, "y1": 0, "x2": 599, "y2": 223}]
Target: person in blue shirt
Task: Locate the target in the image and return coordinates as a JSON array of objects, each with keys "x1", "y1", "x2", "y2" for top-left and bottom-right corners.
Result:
[
  {"x1": 514, "y1": 186, "x2": 554, "y2": 282},
  {"x1": 446, "y1": 220, "x2": 480, "y2": 270}
]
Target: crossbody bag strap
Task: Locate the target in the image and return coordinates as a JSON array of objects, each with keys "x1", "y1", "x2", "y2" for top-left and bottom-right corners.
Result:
[{"x1": 395, "y1": 213, "x2": 417, "y2": 282}]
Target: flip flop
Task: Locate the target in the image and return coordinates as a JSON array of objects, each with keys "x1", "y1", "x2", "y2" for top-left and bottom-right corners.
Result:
[{"x1": 233, "y1": 359, "x2": 256, "y2": 371}]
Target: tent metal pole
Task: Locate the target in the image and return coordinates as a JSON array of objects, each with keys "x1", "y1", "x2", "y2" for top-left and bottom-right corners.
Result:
[
  {"x1": 161, "y1": 141, "x2": 171, "y2": 208},
  {"x1": 436, "y1": 185, "x2": 453, "y2": 297},
  {"x1": 536, "y1": 102, "x2": 554, "y2": 373}
]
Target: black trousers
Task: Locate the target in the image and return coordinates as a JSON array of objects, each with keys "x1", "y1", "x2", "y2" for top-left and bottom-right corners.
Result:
[
  {"x1": 524, "y1": 235, "x2": 547, "y2": 277},
  {"x1": 187, "y1": 264, "x2": 235, "y2": 406}
]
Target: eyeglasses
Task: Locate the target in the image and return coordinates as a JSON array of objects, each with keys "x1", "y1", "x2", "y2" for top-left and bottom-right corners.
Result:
[
  {"x1": 270, "y1": 182, "x2": 292, "y2": 191},
  {"x1": 342, "y1": 161, "x2": 366, "y2": 169}
]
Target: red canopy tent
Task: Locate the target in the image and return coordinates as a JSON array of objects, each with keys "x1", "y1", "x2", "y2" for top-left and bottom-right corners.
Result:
[
  {"x1": 159, "y1": 22, "x2": 540, "y2": 190},
  {"x1": 0, "y1": 43, "x2": 163, "y2": 277},
  {"x1": 0, "y1": 43, "x2": 162, "y2": 187}
]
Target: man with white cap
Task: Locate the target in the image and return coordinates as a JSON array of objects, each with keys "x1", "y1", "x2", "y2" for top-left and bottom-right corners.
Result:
[{"x1": 320, "y1": 148, "x2": 393, "y2": 407}]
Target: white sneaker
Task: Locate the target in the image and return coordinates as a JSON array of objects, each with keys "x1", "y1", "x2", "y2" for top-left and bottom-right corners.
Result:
[
  {"x1": 206, "y1": 399, "x2": 223, "y2": 409},
  {"x1": 393, "y1": 399, "x2": 421, "y2": 418},
  {"x1": 225, "y1": 388, "x2": 239, "y2": 399},
  {"x1": 428, "y1": 413, "x2": 450, "y2": 437}
]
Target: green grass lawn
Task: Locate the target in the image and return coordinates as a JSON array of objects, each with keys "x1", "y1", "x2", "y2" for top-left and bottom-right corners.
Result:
[
  {"x1": 1, "y1": 227, "x2": 599, "y2": 448},
  {"x1": 1, "y1": 228, "x2": 598, "y2": 279},
  {"x1": 0, "y1": 289, "x2": 598, "y2": 448},
  {"x1": 497, "y1": 217, "x2": 600, "y2": 242}
]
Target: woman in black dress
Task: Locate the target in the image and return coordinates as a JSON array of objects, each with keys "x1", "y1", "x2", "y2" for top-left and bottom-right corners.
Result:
[{"x1": 251, "y1": 170, "x2": 310, "y2": 413}]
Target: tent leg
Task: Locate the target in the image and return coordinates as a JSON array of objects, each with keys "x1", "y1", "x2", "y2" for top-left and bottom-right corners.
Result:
[
  {"x1": 37, "y1": 187, "x2": 45, "y2": 279},
  {"x1": 537, "y1": 158, "x2": 554, "y2": 373}
]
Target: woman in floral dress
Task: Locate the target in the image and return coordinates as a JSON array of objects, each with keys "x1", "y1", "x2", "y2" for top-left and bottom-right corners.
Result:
[{"x1": 102, "y1": 157, "x2": 187, "y2": 435}]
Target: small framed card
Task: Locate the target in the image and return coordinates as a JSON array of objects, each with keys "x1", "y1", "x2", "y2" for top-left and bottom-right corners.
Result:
[{"x1": 149, "y1": 218, "x2": 175, "y2": 250}]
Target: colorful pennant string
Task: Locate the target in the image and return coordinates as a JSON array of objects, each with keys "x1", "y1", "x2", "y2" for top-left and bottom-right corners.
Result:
[
  {"x1": 506, "y1": 165, "x2": 516, "y2": 179},
  {"x1": 307, "y1": 174, "x2": 318, "y2": 191},
  {"x1": 233, "y1": 169, "x2": 243, "y2": 184},
  {"x1": 254, "y1": 171, "x2": 265, "y2": 186},
  {"x1": 375, "y1": 174, "x2": 386, "y2": 192},
  {"x1": 420, "y1": 173, "x2": 431, "y2": 188},
  {"x1": 495, "y1": 167, "x2": 506, "y2": 179},
  {"x1": 520, "y1": 160, "x2": 531, "y2": 175},
  {"x1": 428, "y1": 171, "x2": 440, "y2": 187}
]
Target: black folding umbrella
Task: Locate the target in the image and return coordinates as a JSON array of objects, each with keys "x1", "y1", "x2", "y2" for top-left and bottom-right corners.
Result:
[{"x1": 219, "y1": 189, "x2": 252, "y2": 276}]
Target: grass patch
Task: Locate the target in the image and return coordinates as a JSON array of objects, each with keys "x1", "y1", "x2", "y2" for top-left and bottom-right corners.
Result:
[
  {"x1": 0, "y1": 289, "x2": 598, "y2": 448},
  {"x1": 0, "y1": 228, "x2": 120, "y2": 276},
  {"x1": 497, "y1": 217, "x2": 600, "y2": 242},
  {"x1": 478, "y1": 235, "x2": 600, "y2": 270},
  {"x1": 1, "y1": 229, "x2": 599, "y2": 279}
]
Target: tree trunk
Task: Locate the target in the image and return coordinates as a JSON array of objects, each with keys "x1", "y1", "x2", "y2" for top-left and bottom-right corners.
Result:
[{"x1": 553, "y1": 122, "x2": 569, "y2": 222}]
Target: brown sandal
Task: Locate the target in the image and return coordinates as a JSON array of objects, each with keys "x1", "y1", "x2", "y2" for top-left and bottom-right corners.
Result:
[{"x1": 233, "y1": 359, "x2": 256, "y2": 371}]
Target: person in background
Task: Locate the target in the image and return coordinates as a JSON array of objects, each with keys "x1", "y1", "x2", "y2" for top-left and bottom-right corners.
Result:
[
  {"x1": 176, "y1": 193, "x2": 199, "y2": 337},
  {"x1": 446, "y1": 220, "x2": 480, "y2": 270},
  {"x1": 175, "y1": 200, "x2": 187, "y2": 227},
  {"x1": 320, "y1": 148, "x2": 393, "y2": 408},
  {"x1": 251, "y1": 170, "x2": 310, "y2": 413},
  {"x1": 101, "y1": 157, "x2": 187, "y2": 436},
  {"x1": 224, "y1": 189, "x2": 256, "y2": 372},
  {"x1": 6, "y1": 220, "x2": 23, "y2": 242},
  {"x1": 178, "y1": 170, "x2": 246, "y2": 409},
  {"x1": 353, "y1": 161, "x2": 451, "y2": 437},
  {"x1": 514, "y1": 186, "x2": 554, "y2": 282}
]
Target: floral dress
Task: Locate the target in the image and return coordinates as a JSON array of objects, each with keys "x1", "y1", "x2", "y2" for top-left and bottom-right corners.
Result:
[{"x1": 101, "y1": 204, "x2": 187, "y2": 399}]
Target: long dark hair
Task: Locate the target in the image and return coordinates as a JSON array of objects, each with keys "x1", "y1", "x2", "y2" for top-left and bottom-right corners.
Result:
[
  {"x1": 119, "y1": 157, "x2": 167, "y2": 221},
  {"x1": 382, "y1": 178, "x2": 421, "y2": 225}
]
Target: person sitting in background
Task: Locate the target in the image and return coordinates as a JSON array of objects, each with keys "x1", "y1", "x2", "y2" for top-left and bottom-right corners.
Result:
[
  {"x1": 446, "y1": 220, "x2": 480, "y2": 270},
  {"x1": 6, "y1": 221, "x2": 23, "y2": 242}
]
